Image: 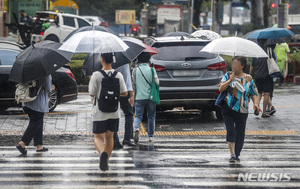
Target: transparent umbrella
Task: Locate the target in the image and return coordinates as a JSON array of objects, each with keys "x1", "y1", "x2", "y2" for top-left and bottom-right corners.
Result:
[
  {"x1": 59, "y1": 30, "x2": 129, "y2": 54},
  {"x1": 200, "y1": 37, "x2": 268, "y2": 58}
]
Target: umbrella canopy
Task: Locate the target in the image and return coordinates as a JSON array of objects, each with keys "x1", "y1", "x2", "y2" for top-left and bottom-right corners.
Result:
[
  {"x1": 191, "y1": 30, "x2": 222, "y2": 40},
  {"x1": 247, "y1": 27, "x2": 294, "y2": 39},
  {"x1": 120, "y1": 37, "x2": 145, "y2": 61},
  {"x1": 10, "y1": 41, "x2": 72, "y2": 83},
  {"x1": 200, "y1": 37, "x2": 268, "y2": 58},
  {"x1": 162, "y1": 32, "x2": 191, "y2": 37},
  {"x1": 59, "y1": 30, "x2": 129, "y2": 54},
  {"x1": 144, "y1": 44, "x2": 158, "y2": 56},
  {"x1": 63, "y1": 25, "x2": 117, "y2": 42},
  {"x1": 82, "y1": 37, "x2": 146, "y2": 77},
  {"x1": 243, "y1": 29, "x2": 292, "y2": 45}
]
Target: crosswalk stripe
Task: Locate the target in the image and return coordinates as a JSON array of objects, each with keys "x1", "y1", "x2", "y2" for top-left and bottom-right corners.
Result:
[
  {"x1": 0, "y1": 150, "x2": 128, "y2": 154},
  {"x1": 162, "y1": 154, "x2": 300, "y2": 158},
  {"x1": 152, "y1": 143, "x2": 300, "y2": 147},
  {"x1": 0, "y1": 176, "x2": 143, "y2": 182},
  {"x1": 0, "y1": 157, "x2": 132, "y2": 161},
  {"x1": 157, "y1": 148, "x2": 300, "y2": 152},
  {"x1": 176, "y1": 173, "x2": 300, "y2": 179},
  {"x1": 0, "y1": 170, "x2": 140, "y2": 174},
  {"x1": 171, "y1": 167, "x2": 300, "y2": 171},
  {"x1": 0, "y1": 185, "x2": 149, "y2": 189},
  {"x1": 0, "y1": 163, "x2": 135, "y2": 168},
  {"x1": 183, "y1": 181, "x2": 300, "y2": 187}
]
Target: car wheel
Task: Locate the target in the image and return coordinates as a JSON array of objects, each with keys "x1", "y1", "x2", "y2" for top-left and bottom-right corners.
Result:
[
  {"x1": 215, "y1": 109, "x2": 223, "y2": 120},
  {"x1": 45, "y1": 35, "x2": 59, "y2": 43},
  {"x1": 48, "y1": 87, "x2": 58, "y2": 112}
]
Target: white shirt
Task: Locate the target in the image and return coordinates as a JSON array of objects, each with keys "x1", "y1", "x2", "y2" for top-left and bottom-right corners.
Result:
[{"x1": 88, "y1": 70, "x2": 127, "y2": 121}]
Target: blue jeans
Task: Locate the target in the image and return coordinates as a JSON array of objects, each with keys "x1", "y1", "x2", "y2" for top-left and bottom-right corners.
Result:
[{"x1": 134, "y1": 99, "x2": 156, "y2": 137}]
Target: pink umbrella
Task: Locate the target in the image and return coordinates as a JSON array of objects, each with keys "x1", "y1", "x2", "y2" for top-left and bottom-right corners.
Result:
[{"x1": 144, "y1": 44, "x2": 158, "y2": 56}]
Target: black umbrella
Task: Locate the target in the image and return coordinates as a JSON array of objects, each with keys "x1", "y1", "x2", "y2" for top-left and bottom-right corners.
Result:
[
  {"x1": 9, "y1": 41, "x2": 73, "y2": 83},
  {"x1": 163, "y1": 32, "x2": 191, "y2": 37},
  {"x1": 82, "y1": 37, "x2": 146, "y2": 76},
  {"x1": 63, "y1": 25, "x2": 118, "y2": 42}
]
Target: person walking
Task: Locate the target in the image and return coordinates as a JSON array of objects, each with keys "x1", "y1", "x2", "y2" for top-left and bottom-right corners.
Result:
[
  {"x1": 132, "y1": 52, "x2": 159, "y2": 143},
  {"x1": 250, "y1": 39, "x2": 276, "y2": 118},
  {"x1": 16, "y1": 76, "x2": 53, "y2": 155},
  {"x1": 89, "y1": 53, "x2": 127, "y2": 171},
  {"x1": 113, "y1": 64, "x2": 136, "y2": 149},
  {"x1": 274, "y1": 42, "x2": 291, "y2": 79},
  {"x1": 219, "y1": 56, "x2": 260, "y2": 163}
]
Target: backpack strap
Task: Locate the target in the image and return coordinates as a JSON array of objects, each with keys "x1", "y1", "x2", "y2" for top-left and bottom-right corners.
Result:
[
  {"x1": 100, "y1": 70, "x2": 108, "y2": 78},
  {"x1": 111, "y1": 71, "x2": 118, "y2": 78},
  {"x1": 100, "y1": 70, "x2": 118, "y2": 78}
]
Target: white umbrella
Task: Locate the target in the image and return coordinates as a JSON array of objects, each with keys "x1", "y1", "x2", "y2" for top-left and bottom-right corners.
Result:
[
  {"x1": 59, "y1": 30, "x2": 129, "y2": 53},
  {"x1": 191, "y1": 30, "x2": 222, "y2": 41},
  {"x1": 200, "y1": 37, "x2": 268, "y2": 58}
]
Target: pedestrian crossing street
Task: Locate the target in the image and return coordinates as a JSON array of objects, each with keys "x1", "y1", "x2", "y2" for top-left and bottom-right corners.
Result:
[{"x1": 0, "y1": 135, "x2": 300, "y2": 188}]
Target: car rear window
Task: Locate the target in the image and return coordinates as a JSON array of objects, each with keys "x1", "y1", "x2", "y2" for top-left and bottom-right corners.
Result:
[
  {"x1": 152, "y1": 41, "x2": 217, "y2": 61},
  {"x1": 0, "y1": 50, "x2": 19, "y2": 66},
  {"x1": 290, "y1": 25, "x2": 300, "y2": 34}
]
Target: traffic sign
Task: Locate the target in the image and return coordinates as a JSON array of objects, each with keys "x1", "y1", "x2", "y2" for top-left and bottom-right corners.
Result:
[{"x1": 115, "y1": 10, "x2": 136, "y2": 25}]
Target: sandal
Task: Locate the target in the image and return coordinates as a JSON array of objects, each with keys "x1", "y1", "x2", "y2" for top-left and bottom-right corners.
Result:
[
  {"x1": 36, "y1": 147, "x2": 48, "y2": 152},
  {"x1": 16, "y1": 145, "x2": 27, "y2": 155}
]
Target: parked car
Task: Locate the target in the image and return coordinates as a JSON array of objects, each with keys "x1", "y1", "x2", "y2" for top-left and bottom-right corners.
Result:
[
  {"x1": 0, "y1": 41, "x2": 78, "y2": 112},
  {"x1": 30, "y1": 11, "x2": 91, "y2": 44},
  {"x1": 82, "y1": 16, "x2": 109, "y2": 27},
  {"x1": 145, "y1": 36, "x2": 226, "y2": 120}
]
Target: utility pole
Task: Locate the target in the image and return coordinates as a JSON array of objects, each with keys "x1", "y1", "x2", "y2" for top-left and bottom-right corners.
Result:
[
  {"x1": 189, "y1": 0, "x2": 194, "y2": 33},
  {"x1": 278, "y1": 0, "x2": 289, "y2": 28}
]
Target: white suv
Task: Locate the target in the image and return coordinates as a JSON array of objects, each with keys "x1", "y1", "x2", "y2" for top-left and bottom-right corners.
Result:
[{"x1": 31, "y1": 11, "x2": 91, "y2": 43}]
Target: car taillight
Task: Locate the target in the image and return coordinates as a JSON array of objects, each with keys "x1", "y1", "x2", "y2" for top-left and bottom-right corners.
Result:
[
  {"x1": 132, "y1": 28, "x2": 137, "y2": 32},
  {"x1": 40, "y1": 32, "x2": 44, "y2": 35},
  {"x1": 65, "y1": 69, "x2": 75, "y2": 80},
  {"x1": 207, "y1": 62, "x2": 227, "y2": 73},
  {"x1": 153, "y1": 65, "x2": 166, "y2": 72}
]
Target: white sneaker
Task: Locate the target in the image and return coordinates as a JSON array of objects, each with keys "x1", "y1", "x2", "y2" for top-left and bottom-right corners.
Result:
[{"x1": 149, "y1": 137, "x2": 154, "y2": 142}]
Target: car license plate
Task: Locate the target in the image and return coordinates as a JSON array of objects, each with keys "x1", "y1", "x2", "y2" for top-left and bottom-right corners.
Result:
[{"x1": 173, "y1": 70, "x2": 200, "y2": 77}]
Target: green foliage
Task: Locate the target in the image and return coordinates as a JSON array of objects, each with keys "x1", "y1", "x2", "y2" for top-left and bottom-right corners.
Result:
[
  {"x1": 289, "y1": 49, "x2": 300, "y2": 75},
  {"x1": 222, "y1": 55, "x2": 251, "y2": 74}
]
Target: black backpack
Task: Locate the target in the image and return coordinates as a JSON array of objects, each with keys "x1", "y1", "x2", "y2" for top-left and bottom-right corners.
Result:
[{"x1": 97, "y1": 70, "x2": 120, "y2": 112}]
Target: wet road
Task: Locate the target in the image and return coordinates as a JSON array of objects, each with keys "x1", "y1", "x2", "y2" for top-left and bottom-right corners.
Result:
[{"x1": 0, "y1": 85, "x2": 300, "y2": 188}]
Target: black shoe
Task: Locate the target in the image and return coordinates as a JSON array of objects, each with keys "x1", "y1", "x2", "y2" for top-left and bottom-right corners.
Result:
[
  {"x1": 100, "y1": 151, "x2": 108, "y2": 171},
  {"x1": 134, "y1": 130, "x2": 139, "y2": 143},
  {"x1": 235, "y1": 156, "x2": 240, "y2": 162},
  {"x1": 122, "y1": 139, "x2": 135, "y2": 146},
  {"x1": 16, "y1": 145, "x2": 27, "y2": 155},
  {"x1": 229, "y1": 157, "x2": 236, "y2": 163},
  {"x1": 113, "y1": 142, "x2": 123, "y2": 149},
  {"x1": 268, "y1": 109, "x2": 276, "y2": 115},
  {"x1": 36, "y1": 147, "x2": 48, "y2": 152}
]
